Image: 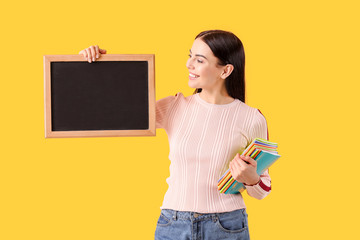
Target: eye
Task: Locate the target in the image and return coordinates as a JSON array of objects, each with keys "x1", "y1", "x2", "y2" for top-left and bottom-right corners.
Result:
[{"x1": 188, "y1": 54, "x2": 203, "y2": 63}]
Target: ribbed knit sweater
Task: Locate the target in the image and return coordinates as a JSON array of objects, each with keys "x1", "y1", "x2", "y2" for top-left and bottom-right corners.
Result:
[{"x1": 156, "y1": 92, "x2": 272, "y2": 213}]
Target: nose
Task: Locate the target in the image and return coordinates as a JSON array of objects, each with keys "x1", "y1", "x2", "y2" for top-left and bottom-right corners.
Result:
[{"x1": 186, "y1": 58, "x2": 194, "y2": 70}]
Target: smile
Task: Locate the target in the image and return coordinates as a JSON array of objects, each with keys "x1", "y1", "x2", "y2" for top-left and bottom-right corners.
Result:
[{"x1": 189, "y1": 73, "x2": 199, "y2": 79}]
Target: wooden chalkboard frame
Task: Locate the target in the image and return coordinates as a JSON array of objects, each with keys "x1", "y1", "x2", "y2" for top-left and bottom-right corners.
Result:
[{"x1": 43, "y1": 54, "x2": 155, "y2": 138}]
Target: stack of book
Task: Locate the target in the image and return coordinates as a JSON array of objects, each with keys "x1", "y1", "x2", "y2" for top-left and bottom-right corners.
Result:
[{"x1": 217, "y1": 138, "x2": 281, "y2": 194}]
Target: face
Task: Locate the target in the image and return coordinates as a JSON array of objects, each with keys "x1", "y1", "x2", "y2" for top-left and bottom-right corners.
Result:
[{"x1": 186, "y1": 38, "x2": 229, "y2": 91}]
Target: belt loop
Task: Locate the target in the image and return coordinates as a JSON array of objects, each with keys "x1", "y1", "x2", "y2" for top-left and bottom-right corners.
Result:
[{"x1": 173, "y1": 210, "x2": 177, "y2": 221}]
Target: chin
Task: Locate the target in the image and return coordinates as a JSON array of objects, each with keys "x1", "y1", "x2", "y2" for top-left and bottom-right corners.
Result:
[{"x1": 188, "y1": 81, "x2": 199, "y2": 89}]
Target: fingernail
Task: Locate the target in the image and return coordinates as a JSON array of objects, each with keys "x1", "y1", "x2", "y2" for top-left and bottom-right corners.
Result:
[{"x1": 96, "y1": 55, "x2": 99, "y2": 58}]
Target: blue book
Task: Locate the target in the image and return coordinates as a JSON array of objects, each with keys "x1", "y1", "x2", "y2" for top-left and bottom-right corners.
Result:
[{"x1": 218, "y1": 138, "x2": 281, "y2": 194}]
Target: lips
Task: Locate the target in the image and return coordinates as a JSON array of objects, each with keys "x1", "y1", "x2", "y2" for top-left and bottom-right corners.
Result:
[{"x1": 189, "y1": 72, "x2": 200, "y2": 77}]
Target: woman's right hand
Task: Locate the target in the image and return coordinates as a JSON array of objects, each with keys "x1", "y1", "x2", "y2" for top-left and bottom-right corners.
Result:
[{"x1": 79, "y1": 45, "x2": 107, "y2": 63}]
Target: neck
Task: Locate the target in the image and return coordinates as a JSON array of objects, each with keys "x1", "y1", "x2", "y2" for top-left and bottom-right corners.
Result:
[{"x1": 198, "y1": 89, "x2": 234, "y2": 105}]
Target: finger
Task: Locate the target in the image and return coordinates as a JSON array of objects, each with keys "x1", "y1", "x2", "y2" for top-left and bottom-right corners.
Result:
[
  {"x1": 85, "y1": 48, "x2": 91, "y2": 63},
  {"x1": 89, "y1": 46, "x2": 96, "y2": 61},
  {"x1": 95, "y1": 45, "x2": 100, "y2": 58},
  {"x1": 244, "y1": 156, "x2": 257, "y2": 167},
  {"x1": 233, "y1": 153, "x2": 240, "y2": 162},
  {"x1": 230, "y1": 161, "x2": 242, "y2": 181},
  {"x1": 233, "y1": 158, "x2": 244, "y2": 170},
  {"x1": 236, "y1": 158, "x2": 248, "y2": 168},
  {"x1": 230, "y1": 161, "x2": 236, "y2": 176},
  {"x1": 239, "y1": 155, "x2": 251, "y2": 164},
  {"x1": 240, "y1": 155, "x2": 248, "y2": 160},
  {"x1": 79, "y1": 49, "x2": 87, "y2": 59},
  {"x1": 240, "y1": 155, "x2": 256, "y2": 167},
  {"x1": 98, "y1": 48, "x2": 107, "y2": 59}
]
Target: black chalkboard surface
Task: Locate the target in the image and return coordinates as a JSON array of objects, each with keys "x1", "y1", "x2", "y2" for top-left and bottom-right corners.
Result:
[{"x1": 44, "y1": 54, "x2": 155, "y2": 138}]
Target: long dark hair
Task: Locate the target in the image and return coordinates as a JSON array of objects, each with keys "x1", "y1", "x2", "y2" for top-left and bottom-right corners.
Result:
[{"x1": 192, "y1": 30, "x2": 246, "y2": 103}]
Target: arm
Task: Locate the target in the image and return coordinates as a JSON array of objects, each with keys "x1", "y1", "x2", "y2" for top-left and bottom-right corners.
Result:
[
  {"x1": 245, "y1": 109, "x2": 272, "y2": 200},
  {"x1": 245, "y1": 168, "x2": 271, "y2": 200},
  {"x1": 156, "y1": 93, "x2": 178, "y2": 129}
]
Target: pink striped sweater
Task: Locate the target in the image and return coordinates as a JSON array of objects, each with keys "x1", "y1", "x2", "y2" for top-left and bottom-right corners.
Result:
[{"x1": 156, "y1": 92, "x2": 272, "y2": 213}]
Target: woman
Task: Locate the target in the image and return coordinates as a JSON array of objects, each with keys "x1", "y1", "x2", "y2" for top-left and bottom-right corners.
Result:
[{"x1": 79, "y1": 30, "x2": 272, "y2": 240}]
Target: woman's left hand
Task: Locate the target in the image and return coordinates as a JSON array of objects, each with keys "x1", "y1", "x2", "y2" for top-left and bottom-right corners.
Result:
[{"x1": 229, "y1": 153, "x2": 260, "y2": 185}]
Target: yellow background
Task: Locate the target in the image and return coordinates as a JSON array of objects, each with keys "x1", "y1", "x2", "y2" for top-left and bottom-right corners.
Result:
[{"x1": 1, "y1": 0, "x2": 359, "y2": 239}]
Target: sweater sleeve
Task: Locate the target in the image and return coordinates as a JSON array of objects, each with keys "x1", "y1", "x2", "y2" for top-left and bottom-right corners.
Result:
[
  {"x1": 245, "y1": 109, "x2": 272, "y2": 200},
  {"x1": 156, "y1": 93, "x2": 178, "y2": 129}
]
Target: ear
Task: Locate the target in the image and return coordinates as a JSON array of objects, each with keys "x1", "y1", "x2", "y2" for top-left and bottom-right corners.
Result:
[{"x1": 220, "y1": 64, "x2": 234, "y2": 79}]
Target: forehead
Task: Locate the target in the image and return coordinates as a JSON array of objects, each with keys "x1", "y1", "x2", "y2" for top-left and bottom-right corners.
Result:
[{"x1": 190, "y1": 38, "x2": 215, "y2": 59}]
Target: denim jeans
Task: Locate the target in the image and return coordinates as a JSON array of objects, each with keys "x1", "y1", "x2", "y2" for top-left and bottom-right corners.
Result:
[{"x1": 155, "y1": 208, "x2": 250, "y2": 240}]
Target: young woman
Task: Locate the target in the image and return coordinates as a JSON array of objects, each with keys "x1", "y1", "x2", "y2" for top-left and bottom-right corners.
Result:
[{"x1": 79, "y1": 30, "x2": 272, "y2": 240}]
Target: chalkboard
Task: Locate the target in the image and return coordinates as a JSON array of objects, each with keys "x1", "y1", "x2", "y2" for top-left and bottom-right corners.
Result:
[{"x1": 43, "y1": 54, "x2": 155, "y2": 138}]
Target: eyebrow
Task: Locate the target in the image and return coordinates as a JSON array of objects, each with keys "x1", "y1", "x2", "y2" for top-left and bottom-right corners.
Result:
[{"x1": 189, "y1": 49, "x2": 208, "y2": 60}]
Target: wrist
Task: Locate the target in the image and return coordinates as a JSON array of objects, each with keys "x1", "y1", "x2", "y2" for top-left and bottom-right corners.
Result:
[{"x1": 244, "y1": 175, "x2": 261, "y2": 186}]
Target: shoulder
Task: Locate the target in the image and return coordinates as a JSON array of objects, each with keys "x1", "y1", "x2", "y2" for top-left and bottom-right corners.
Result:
[
  {"x1": 171, "y1": 92, "x2": 187, "y2": 103},
  {"x1": 156, "y1": 92, "x2": 186, "y2": 107},
  {"x1": 173, "y1": 92, "x2": 191, "y2": 103},
  {"x1": 157, "y1": 92, "x2": 183, "y2": 101},
  {"x1": 239, "y1": 101, "x2": 266, "y2": 119},
  {"x1": 239, "y1": 102, "x2": 268, "y2": 133},
  {"x1": 174, "y1": 92, "x2": 185, "y2": 98},
  {"x1": 238, "y1": 103, "x2": 269, "y2": 141},
  {"x1": 159, "y1": 91, "x2": 186, "y2": 99}
]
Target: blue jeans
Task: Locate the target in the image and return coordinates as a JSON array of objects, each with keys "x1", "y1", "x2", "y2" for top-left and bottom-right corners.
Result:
[{"x1": 155, "y1": 208, "x2": 250, "y2": 240}]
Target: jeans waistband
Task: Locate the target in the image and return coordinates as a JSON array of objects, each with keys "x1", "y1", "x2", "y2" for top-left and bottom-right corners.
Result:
[{"x1": 161, "y1": 208, "x2": 246, "y2": 222}]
